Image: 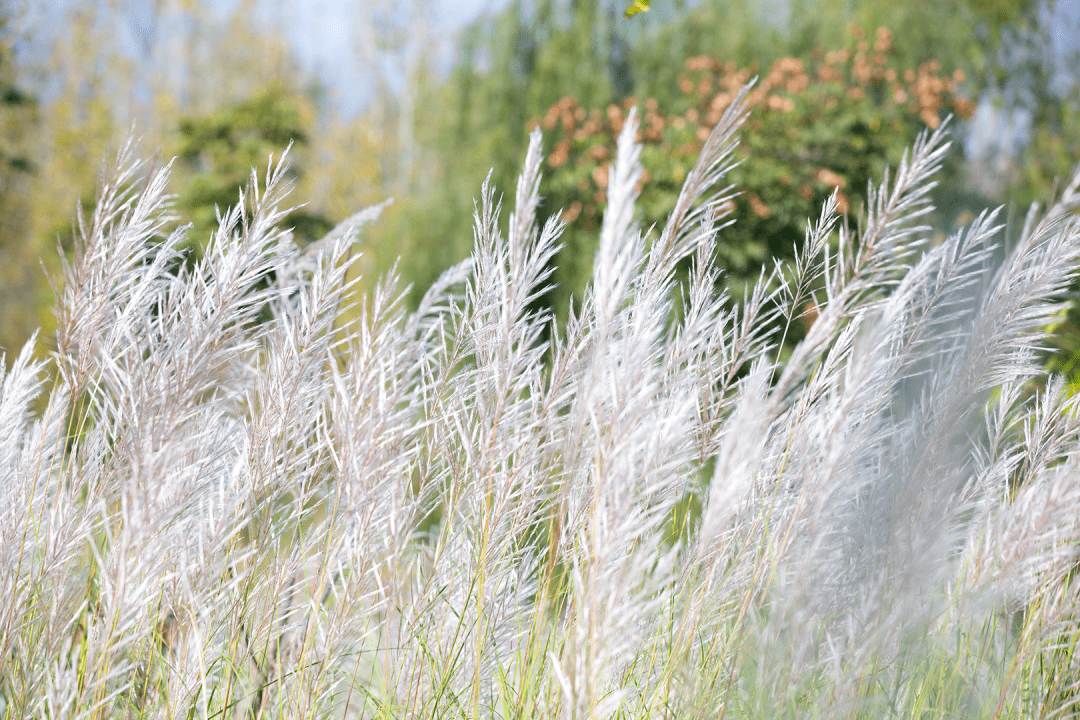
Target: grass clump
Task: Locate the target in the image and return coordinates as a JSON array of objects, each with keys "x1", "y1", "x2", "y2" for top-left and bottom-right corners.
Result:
[{"x1": 2, "y1": 83, "x2": 1080, "y2": 719}]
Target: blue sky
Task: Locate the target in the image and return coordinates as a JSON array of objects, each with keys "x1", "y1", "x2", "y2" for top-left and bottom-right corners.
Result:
[
  {"x1": 287, "y1": 0, "x2": 512, "y2": 114},
  {"x1": 14, "y1": 0, "x2": 512, "y2": 114}
]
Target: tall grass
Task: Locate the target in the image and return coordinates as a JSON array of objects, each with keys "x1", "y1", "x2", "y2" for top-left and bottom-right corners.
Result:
[{"x1": 3, "y1": 84, "x2": 1080, "y2": 718}]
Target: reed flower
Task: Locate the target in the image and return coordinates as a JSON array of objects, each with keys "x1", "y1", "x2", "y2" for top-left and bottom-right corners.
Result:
[{"x1": 2, "y1": 86, "x2": 1080, "y2": 718}]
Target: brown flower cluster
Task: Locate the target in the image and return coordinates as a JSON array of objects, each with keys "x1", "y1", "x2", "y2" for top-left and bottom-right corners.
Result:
[
  {"x1": 671, "y1": 25, "x2": 974, "y2": 129},
  {"x1": 530, "y1": 26, "x2": 975, "y2": 226}
]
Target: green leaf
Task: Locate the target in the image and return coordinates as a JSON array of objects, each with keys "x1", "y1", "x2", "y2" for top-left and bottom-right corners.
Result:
[{"x1": 624, "y1": 0, "x2": 650, "y2": 17}]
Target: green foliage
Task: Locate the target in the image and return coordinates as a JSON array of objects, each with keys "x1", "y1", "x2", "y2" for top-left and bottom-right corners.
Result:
[
  {"x1": 1002, "y1": 27, "x2": 1080, "y2": 389},
  {"x1": 394, "y1": 0, "x2": 637, "y2": 300},
  {"x1": 1033, "y1": 120, "x2": 1080, "y2": 388},
  {"x1": 0, "y1": 54, "x2": 34, "y2": 231},
  {"x1": 175, "y1": 83, "x2": 333, "y2": 254},
  {"x1": 784, "y1": 0, "x2": 1041, "y2": 90},
  {"x1": 0, "y1": 21, "x2": 40, "y2": 362},
  {"x1": 0, "y1": 52, "x2": 34, "y2": 177}
]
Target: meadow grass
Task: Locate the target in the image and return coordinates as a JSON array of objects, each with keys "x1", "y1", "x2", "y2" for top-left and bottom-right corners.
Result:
[{"x1": 2, "y1": 85, "x2": 1080, "y2": 718}]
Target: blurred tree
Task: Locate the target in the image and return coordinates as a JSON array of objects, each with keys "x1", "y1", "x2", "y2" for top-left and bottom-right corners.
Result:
[
  {"x1": 0, "y1": 0, "x2": 385, "y2": 362},
  {"x1": 994, "y1": 4, "x2": 1080, "y2": 206},
  {"x1": 358, "y1": 0, "x2": 437, "y2": 196},
  {"x1": 390, "y1": 0, "x2": 639, "y2": 300},
  {"x1": 1003, "y1": 11, "x2": 1080, "y2": 388},
  {"x1": 0, "y1": 32, "x2": 33, "y2": 179},
  {"x1": 775, "y1": 0, "x2": 1042, "y2": 88},
  {"x1": 174, "y1": 83, "x2": 333, "y2": 256},
  {"x1": 0, "y1": 13, "x2": 40, "y2": 360},
  {"x1": 12, "y1": 2, "x2": 131, "y2": 352}
]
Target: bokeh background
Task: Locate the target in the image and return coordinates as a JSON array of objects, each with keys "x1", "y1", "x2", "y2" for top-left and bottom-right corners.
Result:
[{"x1": 2, "y1": 0, "x2": 1079, "y2": 371}]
